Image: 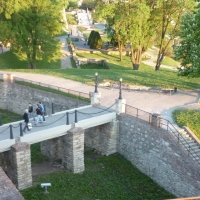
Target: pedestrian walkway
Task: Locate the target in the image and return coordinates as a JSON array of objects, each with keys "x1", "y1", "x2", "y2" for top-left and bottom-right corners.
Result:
[
  {"x1": 56, "y1": 36, "x2": 72, "y2": 69},
  {"x1": 0, "y1": 71, "x2": 199, "y2": 125}
]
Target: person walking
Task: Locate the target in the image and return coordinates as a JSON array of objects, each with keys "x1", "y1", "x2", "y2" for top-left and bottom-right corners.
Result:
[
  {"x1": 34, "y1": 104, "x2": 43, "y2": 125},
  {"x1": 39, "y1": 102, "x2": 45, "y2": 121},
  {"x1": 28, "y1": 103, "x2": 34, "y2": 119},
  {"x1": 23, "y1": 109, "x2": 31, "y2": 132}
]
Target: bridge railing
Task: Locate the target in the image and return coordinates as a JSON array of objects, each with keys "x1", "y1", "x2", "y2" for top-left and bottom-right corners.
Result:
[
  {"x1": 14, "y1": 77, "x2": 90, "y2": 101},
  {"x1": 125, "y1": 104, "x2": 200, "y2": 165},
  {"x1": 0, "y1": 104, "x2": 116, "y2": 140}
]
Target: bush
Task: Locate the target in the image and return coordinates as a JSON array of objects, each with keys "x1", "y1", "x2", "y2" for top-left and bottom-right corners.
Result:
[
  {"x1": 93, "y1": 31, "x2": 103, "y2": 49},
  {"x1": 89, "y1": 31, "x2": 102, "y2": 49},
  {"x1": 88, "y1": 30, "x2": 95, "y2": 46}
]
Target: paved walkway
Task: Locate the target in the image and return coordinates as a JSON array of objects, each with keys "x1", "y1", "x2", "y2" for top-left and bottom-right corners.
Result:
[{"x1": 0, "y1": 71, "x2": 199, "y2": 124}]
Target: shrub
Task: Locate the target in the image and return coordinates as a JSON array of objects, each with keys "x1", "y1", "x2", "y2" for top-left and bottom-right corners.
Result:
[
  {"x1": 89, "y1": 31, "x2": 102, "y2": 49},
  {"x1": 88, "y1": 30, "x2": 95, "y2": 46}
]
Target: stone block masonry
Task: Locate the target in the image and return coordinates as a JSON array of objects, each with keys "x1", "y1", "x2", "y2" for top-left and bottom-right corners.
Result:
[
  {"x1": 0, "y1": 80, "x2": 88, "y2": 116},
  {"x1": 62, "y1": 127, "x2": 85, "y2": 173},
  {"x1": 118, "y1": 114, "x2": 200, "y2": 197},
  {"x1": 4, "y1": 140, "x2": 32, "y2": 190},
  {"x1": 85, "y1": 119, "x2": 119, "y2": 156},
  {"x1": 0, "y1": 167, "x2": 25, "y2": 200}
]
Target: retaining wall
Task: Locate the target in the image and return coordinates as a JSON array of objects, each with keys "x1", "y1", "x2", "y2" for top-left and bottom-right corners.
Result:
[
  {"x1": 118, "y1": 114, "x2": 200, "y2": 197},
  {"x1": 0, "y1": 81, "x2": 88, "y2": 115}
]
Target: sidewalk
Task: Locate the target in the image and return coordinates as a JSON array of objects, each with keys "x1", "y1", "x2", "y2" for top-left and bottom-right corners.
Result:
[{"x1": 0, "y1": 71, "x2": 199, "y2": 124}]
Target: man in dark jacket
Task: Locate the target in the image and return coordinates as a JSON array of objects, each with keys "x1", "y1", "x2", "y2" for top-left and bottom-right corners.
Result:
[
  {"x1": 23, "y1": 109, "x2": 31, "y2": 132},
  {"x1": 28, "y1": 103, "x2": 34, "y2": 119}
]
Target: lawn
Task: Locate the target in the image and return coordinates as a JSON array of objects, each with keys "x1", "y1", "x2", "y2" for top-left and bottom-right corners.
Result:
[
  {"x1": 162, "y1": 56, "x2": 180, "y2": 67},
  {"x1": 0, "y1": 109, "x2": 22, "y2": 124},
  {"x1": 21, "y1": 147, "x2": 175, "y2": 200},
  {"x1": 173, "y1": 109, "x2": 200, "y2": 139},
  {"x1": 0, "y1": 51, "x2": 61, "y2": 69},
  {"x1": 1, "y1": 50, "x2": 200, "y2": 90}
]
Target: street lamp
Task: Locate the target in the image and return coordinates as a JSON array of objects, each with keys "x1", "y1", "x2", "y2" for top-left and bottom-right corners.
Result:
[
  {"x1": 119, "y1": 78, "x2": 123, "y2": 99},
  {"x1": 94, "y1": 72, "x2": 98, "y2": 93}
]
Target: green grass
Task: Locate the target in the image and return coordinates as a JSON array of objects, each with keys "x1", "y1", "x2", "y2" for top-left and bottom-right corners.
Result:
[
  {"x1": 173, "y1": 109, "x2": 200, "y2": 138},
  {"x1": 21, "y1": 148, "x2": 175, "y2": 200},
  {"x1": 0, "y1": 51, "x2": 60, "y2": 69},
  {"x1": 1, "y1": 50, "x2": 200, "y2": 90},
  {"x1": 161, "y1": 56, "x2": 180, "y2": 67},
  {"x1": 0, "y1": 109, "x2": 22, "y2": 124},
  {"x1": 16, "y1": 81, "x2": 90, "y2": 102},
  {"x1": 31, "y1": 143, "x2": 48, "y2": 164}
]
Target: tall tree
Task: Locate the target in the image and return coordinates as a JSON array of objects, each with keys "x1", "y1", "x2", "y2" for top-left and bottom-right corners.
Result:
[
  {"x1": 0, "y1": 0, "x2": 63, "y2": 69},
  {"x1": 94, "y1": 0, "x2": 152, "y2": 70},
  {"x1": 154, "y1": 0, "x2": 195, "y2": 70},
  {"x1": 174, "y1": 8, "x2": 200, "y2": 77}
]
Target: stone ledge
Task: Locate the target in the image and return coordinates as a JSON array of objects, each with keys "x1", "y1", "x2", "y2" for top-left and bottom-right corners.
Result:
[{"x1": 0, "y1": 167, "x2": 24, "y2": 200}]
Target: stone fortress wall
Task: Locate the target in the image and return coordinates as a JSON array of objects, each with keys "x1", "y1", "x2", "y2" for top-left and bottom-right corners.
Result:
[
  {"x1": 0, "y1": 75, "x2": 200, "y2": 198},
  {"x1": 0, "y1": 76, "x2": 88, "y2": 116}
]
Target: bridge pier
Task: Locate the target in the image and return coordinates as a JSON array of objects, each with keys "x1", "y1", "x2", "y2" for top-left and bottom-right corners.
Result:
[
  {"x1": 91, "y1": 92, "x2": 101, "y2": 106},
  {"x1": 85, "y1": 119, "x2": 119, "y2": 156},
  {"x1": 4, "y1": 140, "x2": 32, "y2": 190},
  {"x1": 62, "y1": 127, "x2": 85, "y2": 173},
  {"x1": 115, "y1": 98, "x2": 126, "y2": 114}
]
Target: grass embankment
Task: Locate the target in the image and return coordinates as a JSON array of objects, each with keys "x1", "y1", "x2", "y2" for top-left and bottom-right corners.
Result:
[
  {"x1": 0, "y1": 51, "x2": 60, "y2": 69},
  {"x1": 16, "y1": 81, "x2": 90, "y2": 102},
  {"x1": 1, "y1": 50, "x2": 199, "y2": 90},
  {"x1": 173, "y1": 109, "x2": 200, "y2": 139},
  {"x1": 0, "y1": 109, "x2": 22, "y2": 124},
  {"x1": 21, "y1": 148, "x2": 175, "y2": 200}
]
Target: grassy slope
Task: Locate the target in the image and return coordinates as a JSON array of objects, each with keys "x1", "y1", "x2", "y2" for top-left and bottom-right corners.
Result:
[
  {"x1": 0, "y1": 51, "x2": 60, "y2": 69},
  {"x1": 21, "y1": 148, "x2": 175, "y2": 200},
  {"x1": 173, "y1": 109, "x2": 200, "y2": 138},
  {"x1": 1, "y1": 50, "x2": 199, "y2": 90}
]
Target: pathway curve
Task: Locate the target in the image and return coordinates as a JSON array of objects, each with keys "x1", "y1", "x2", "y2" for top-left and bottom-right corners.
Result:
[{"x1": 0, "y1": 71, "x2": 199, "y2": 124}]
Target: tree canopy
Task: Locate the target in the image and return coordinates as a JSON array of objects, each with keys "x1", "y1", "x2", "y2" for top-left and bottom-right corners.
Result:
[
  {"x1": 0, "y1": 0, "x2": 63, "y2": 69},
  {"x1": 174, "y1": 7, "x2": 200, "y2": 77},
  {"x1": 93, "y1": 0, "x2": 196, "y2": 70}
]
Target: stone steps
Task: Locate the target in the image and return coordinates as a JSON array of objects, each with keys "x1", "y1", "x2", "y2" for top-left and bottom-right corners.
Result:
[{"x1": 177, "y1": 128, "x2": 200, "y2": 163}]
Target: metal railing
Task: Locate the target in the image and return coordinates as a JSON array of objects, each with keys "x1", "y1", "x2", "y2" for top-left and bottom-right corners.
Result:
[
  {"x1": 0, "y1": 104, "x2": 115, "y2": 139},
  {"x1": 14, "y1": 77, "x2": 90, "y2": 101},
  {"x1": 125, "y1": 104, "x2": 152, "y2": 123},
  {"x1": 125, "y1": 104, "x2": 200, "y2": 165}
]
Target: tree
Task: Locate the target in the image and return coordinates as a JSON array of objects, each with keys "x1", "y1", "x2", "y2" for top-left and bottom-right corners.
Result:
[
  {"x1": 94, "y1": 0, "x2": 152, "y2": 70},
  {"x1": 174, "y1": 9, "x2": 200, "y2": 77},
  {"x1": 154, "y1": 0, "x2": 195, "y2": 70},
  {"x1": 0, "y1": 0, "x2": 63, "y2": 69}
]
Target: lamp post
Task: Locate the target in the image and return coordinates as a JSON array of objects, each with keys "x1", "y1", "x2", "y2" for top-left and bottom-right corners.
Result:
[
  {"x1": 119, "y1": 78, "x2": 122, "y2": 99},
  {"x1": 94, "y1": 72, "x2": 98, "y2": 93}
]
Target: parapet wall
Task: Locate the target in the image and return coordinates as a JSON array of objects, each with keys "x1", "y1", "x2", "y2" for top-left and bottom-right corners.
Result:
[
  {"x1": 118, "y1": 114, "x2": 200, "y2": 197},
  {"x1": 0, "y1": 80, "x2": 88, "y2": 115},
  {"x1": 0, "y1": 167, "x2": 24, "y2": 200}
]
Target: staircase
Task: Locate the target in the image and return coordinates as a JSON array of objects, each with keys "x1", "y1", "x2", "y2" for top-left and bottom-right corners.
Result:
[
  {"x1": 160, "y1": 118, "x2": 200, "y2": 165},
  {"x1": 176, "y1": 128, "x2": 200, "y2": 164}
]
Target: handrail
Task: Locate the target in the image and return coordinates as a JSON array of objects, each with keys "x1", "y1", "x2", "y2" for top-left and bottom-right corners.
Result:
[
  {"x1": 125, "y1": 104, "x2": 200, "y2": 165},
  {"x1": 14, "y1": 77, "x2": 90, "y2": 100}
]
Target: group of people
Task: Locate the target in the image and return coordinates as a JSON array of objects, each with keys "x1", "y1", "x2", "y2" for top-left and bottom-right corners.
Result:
[{"x1": 23, "y1": 102, "x2": 45, "y2": 132}]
